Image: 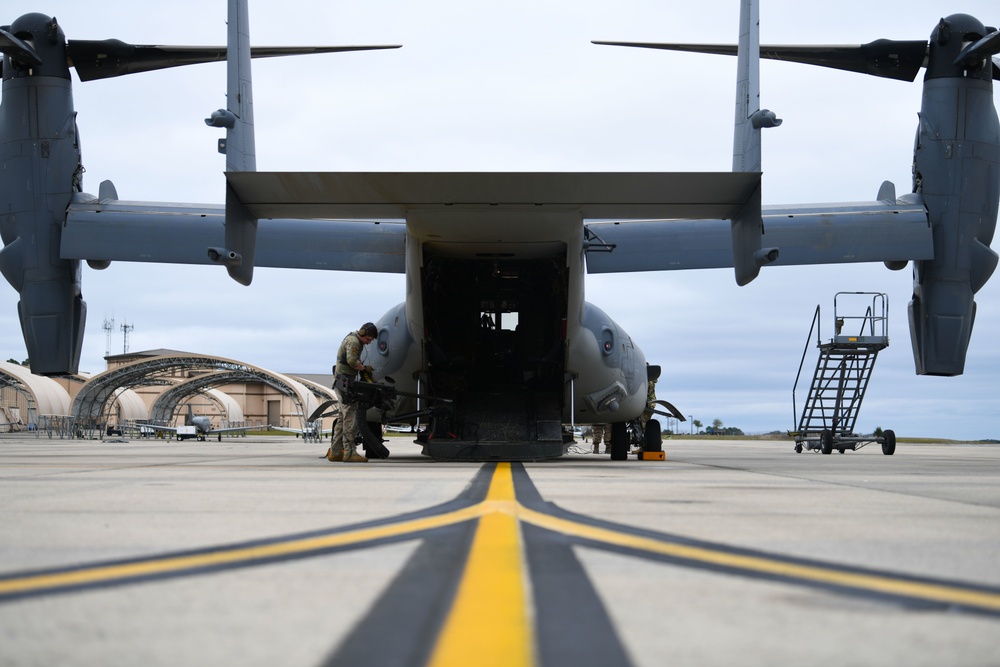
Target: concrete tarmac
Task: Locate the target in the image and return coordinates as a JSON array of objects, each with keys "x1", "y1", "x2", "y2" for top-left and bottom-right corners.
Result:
[{"x1": 1, "y1": 433, "x2": 999, "y2": 666}]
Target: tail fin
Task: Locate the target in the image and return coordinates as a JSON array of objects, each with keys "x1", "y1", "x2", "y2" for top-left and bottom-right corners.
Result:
[
  {"x1": 206, "y1": 0, "x2": 258, "y2": 286},
  {"x1": 224, "y1": 0, "x2": 256, "y2": 173},
  {"x1": 730, "y1": 0, "x2": 781, "y2": 285}
]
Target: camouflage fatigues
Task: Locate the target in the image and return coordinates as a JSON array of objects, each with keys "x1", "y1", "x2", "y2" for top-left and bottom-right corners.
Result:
[
  {"x1": 335, "y1": 332, "x2": 365, "y2": 376},
  {"x1": 330, "y1": 331, "x2": 367, "y2": 459},
  {"x1": 640, "y1": 377, "x2": 657, "y2": 432},
  {"x1": 330, "y1": 387, "x2": 358, "y2": 458},
  {"x1": 591, "y1": 423, "x2": 610, "y2": 453}
]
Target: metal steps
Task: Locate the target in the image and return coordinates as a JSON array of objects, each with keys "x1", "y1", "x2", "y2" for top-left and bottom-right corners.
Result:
[{"x1": 792, "y1": 293, "x2": 894, "y2": 454}]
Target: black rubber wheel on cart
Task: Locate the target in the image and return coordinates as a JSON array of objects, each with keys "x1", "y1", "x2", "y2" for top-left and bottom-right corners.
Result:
[
  {"x1": 881, "y1": 429, "x2": 896, "y2": 456},
  {"x1": 820, "y1": 430, "x2": 833, "y2": 455}
]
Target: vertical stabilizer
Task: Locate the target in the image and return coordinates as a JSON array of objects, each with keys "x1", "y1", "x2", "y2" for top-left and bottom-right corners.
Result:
[
  {"x1": 732, "y1": 0, "x2": 761, "y2": 174},
  {"x1": 730, "y1": 0, "x2": 780, "y2": 285},
  {"x1": 205, "y1": 0, "x2": 259, "y2": 285},
  {"x1": 225, "y1": 0, "x2": 256, "y2": 172}
]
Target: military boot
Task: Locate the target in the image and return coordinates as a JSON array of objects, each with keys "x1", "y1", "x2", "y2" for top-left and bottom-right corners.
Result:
[
  {"x1": 342, "y1": 445, "x2": 368, "y2": 463},
  {"x1": 326, "y1": 446, "x2": 344, "y2": 462}
]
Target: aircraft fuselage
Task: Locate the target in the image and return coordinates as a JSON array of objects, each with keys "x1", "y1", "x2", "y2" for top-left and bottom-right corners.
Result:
[{"x1": 369, "y1": 207, "x2": 648, "y2": 459}]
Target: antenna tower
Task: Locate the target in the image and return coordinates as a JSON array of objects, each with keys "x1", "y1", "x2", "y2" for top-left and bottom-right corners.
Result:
[
  {"x1": 102, "y1": 317, "x2": 115, "y2": 357},
  {"x1": 121, "y1": 321, "x2": 135, "y2": 354}
]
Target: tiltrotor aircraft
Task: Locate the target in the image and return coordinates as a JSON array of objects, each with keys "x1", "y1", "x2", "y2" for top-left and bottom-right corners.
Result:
[{"x1": 1, "y1": 0, "x2": 997, "y2": 460}]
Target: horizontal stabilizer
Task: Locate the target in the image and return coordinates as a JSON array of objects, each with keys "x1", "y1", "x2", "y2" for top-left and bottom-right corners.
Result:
[{"x1": 225, "y1": 171, "x2": 761, "y2": 221}]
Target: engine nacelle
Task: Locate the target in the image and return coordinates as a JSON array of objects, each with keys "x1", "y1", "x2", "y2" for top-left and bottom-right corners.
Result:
[
  {"x1": 1, "y1": 14, "x2": 87, "y2": 375},
  {"x1": 907, "y1": 14, "x2": 1000, "y2": 376}
]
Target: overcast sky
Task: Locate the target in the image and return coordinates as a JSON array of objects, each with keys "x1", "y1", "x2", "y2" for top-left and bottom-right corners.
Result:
[{"x1": 3, "y1": 0, "x2": 999, "y2": 440}]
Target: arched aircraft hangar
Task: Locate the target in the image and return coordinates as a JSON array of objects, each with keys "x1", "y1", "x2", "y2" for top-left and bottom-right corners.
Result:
[
  {"x1": 0, "y1": 360, "x2": 72, "y2": 431},
  {"x1": 150, "y1": 381, "x2": 244, "y2": 424},
  {"x1": 70, "y1": 352, "x2": 334, "y2": 438}
]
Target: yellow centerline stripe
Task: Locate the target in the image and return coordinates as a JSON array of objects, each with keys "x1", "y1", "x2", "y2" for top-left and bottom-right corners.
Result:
[
  {"x1": 517, "y1": 505, "x2": 1000, "y2": 612},
  {"x1": 0, "y1": 504, "x2": 485, "y2": 598},
  {"x1": 4, "y1": 461, "x2": 998, "y2": 618},
  {"x1": 429, "y1": 463, "x2": 535, "y2": 667}
]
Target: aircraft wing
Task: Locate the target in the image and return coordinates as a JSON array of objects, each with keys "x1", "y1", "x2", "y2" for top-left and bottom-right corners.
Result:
[
  {"x1": 135, "y1": 422, "x2": 262, "y2": 434},
  {"x1": 61, "y1": 199, "x2": 405, "y2": 273},
  {"x1": 135, "y1": 422, "x2": 180, "y2": 433},
  {"x1": 209, "y1": 424, "x2": 265, "y2": 434},
  {"x1": 585, "y1": 198, "x2": 932, "y2": 272},
  {"x1": 62, "y1": 174, "x2": 930, "y2": 275},
  {"x1": 271, "y1": 425, "x2": 331, "y2": 436}
]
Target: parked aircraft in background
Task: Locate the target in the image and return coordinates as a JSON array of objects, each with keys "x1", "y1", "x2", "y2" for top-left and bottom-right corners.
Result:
[
  {"x1": 140, "y1": 405, "x2": 261, "y2": 442},
  {"x1": 270, "y1": 399, "x2": 338, "y2": 442}
]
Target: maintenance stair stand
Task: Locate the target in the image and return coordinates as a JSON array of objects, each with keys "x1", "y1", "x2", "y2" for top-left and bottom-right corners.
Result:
[{"x1": 792, "y1": 292, "x2": 896, "y2": 455}]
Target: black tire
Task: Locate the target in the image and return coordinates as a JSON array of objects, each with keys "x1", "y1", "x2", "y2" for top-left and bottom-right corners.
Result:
[
  {"x1": 644, "y1": 419, "x2": 662, "y2": 453},
  {"x1": 610, "y1": 422, "x2": 629, "y2": 461},
  {"x1": 881, "y1": 429, "x2": 896, "y2": 456},
  {"x1": 820, "y1": 430, "x2": 833, "y2": 455},
  {"x1": 794, "y1": 444, "x2": 802, "y2": 453}
]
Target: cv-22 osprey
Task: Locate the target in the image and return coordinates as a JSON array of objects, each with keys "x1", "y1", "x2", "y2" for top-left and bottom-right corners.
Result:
[{"x1": 1, "y1": 0, "x2": 997, "y2": 460}]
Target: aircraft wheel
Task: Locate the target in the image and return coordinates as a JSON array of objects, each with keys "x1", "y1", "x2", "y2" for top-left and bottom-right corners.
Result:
[
  {"x1": 881, "y1": 429, "x2": 896, "y2": 456},
  {"x1": 794, "y1": 444, "x2": 802, "y2": 453},
  {"x1": 820, "y1": 430, "x2": 833, "y2": 455},
  {"x1": 644, "y1": 419, "x2": 662, "y2": 453},
  {"x1": 610, "y1": 422, "x2": 629, "y2": 461}
]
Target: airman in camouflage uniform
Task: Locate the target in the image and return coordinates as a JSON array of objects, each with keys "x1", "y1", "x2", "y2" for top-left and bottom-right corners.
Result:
[
  {"x1": 640, "y1": 374, "x2": 657, "y2": 433},
  {"x1": 328, "y1": 322, "x2": 378, "y2": 463},
  {"x1": 591, "y1": 423, "x2": 610, "y2": 454}
]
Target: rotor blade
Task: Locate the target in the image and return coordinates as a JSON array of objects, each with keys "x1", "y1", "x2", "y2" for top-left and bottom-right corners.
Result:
[
  {"x1": 67, "y1": 40, "x2": 401, "y2": 81},
  {"x1": 954, "y1": 28, "x2": 1000, "y2": 70},
  {"x1": 593, "y1": 38, "x2": 928, "y2": 82},
  {"x1": 0, "y1": 27, "x2": 43, "y2": 66}
]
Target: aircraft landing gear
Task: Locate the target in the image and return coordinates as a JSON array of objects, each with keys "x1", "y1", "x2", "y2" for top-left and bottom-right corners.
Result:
[
  {"x1": 608, "y1": 418, "x2": 665, "y2": 461},
  {"x1": 610, "y1": 422, "x2": 629, "y2": 460}
]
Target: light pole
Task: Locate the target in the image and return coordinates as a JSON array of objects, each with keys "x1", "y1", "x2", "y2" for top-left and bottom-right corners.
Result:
[{"x1": 689, "y1": 416, "x2": 693, "y2": 435}]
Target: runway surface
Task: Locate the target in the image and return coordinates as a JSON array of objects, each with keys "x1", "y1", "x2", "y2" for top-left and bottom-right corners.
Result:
[{"x1": 1, "y1": 434, "x2": 999, "y2": 666}]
